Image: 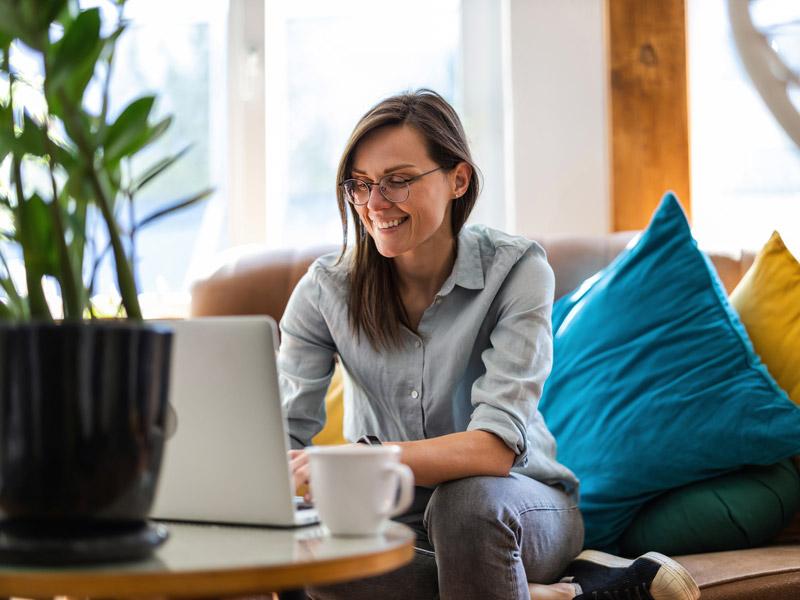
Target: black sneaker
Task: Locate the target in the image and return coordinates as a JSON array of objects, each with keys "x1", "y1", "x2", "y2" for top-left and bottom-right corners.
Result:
[{"x1": 560, "y1": 550, "x2": 701, "y2": 600}]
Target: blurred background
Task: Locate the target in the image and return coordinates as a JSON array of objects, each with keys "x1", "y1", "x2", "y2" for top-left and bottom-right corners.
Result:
[{"x1": 4, "y1": 0, "x2": 798, "y2": 316}]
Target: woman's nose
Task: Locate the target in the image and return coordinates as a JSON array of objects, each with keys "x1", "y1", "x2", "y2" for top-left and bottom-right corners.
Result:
[{"x1": 366, "y1": 183, "x2": 392, "y2": 210}]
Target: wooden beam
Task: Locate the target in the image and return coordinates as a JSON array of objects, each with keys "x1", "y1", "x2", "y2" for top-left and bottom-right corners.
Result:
[{"x1": 607, "y1": 0, "x2": 691, "y2": 230}]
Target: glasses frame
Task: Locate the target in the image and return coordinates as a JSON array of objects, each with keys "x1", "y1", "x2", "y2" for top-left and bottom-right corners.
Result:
[{"x1": 340, "y1": 166, "x2": 446, "y2": 206}]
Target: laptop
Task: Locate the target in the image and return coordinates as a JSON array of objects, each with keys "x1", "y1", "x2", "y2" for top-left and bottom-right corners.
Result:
[{"x1": 150, "y1": 315, "x2": 319, "y2": 527}]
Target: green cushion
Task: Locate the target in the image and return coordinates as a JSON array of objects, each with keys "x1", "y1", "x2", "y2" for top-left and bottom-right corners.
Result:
[{"x1": 618, "y1": 460, "x2": 800, "y2": 557}]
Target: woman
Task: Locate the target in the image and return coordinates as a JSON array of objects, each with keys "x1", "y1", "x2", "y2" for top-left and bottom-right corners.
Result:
[{"x1": 280, "y1": 89, "x2": 697, "y2": 600}]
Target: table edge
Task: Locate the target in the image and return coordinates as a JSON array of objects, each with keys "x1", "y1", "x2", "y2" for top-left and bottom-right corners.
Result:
[{"x1": 0, "y1": 532, "x2": 416, "y2": 596}]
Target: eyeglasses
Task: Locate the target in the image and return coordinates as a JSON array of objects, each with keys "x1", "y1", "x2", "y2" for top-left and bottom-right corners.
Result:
[{"x1": 340, "y1": 166, "x2": 445, "y2": 206}]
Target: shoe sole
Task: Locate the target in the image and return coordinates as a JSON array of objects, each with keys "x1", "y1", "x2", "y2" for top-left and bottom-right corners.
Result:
[{"x1": 574, "y1": 549, "x2": 701, "y2": 600}]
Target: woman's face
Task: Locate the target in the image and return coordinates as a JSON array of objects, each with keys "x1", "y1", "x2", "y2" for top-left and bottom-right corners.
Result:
[{"x1": 350, "y1": 124, "x2": 467, "y2": 259}]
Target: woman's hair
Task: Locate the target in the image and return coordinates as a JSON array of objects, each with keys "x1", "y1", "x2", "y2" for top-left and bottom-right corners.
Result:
[{"x1": 335, "y1": 89, "x2": 481, "y2": 351}]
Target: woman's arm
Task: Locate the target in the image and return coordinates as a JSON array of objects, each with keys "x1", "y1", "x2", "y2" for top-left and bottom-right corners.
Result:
[
  {"x1": 279, "y1": 266, "x2": 337, "y2": 448},
  {"x1": 289, "y1": 430, "x2": 514, "y2": 496},
  {"x1": 389, "y1": 430, "x2": 515, "y2": 487}
]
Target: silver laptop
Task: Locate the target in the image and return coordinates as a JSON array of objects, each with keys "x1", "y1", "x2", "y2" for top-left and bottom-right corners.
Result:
[{"x1": 150, "y1": 315, "x2": 318, "y2": 527}]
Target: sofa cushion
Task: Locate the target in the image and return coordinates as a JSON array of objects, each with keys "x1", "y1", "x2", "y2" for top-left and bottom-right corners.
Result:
[
  {"x1": 538, "y1": 192, "x2": 800, "y2": 551},
  {"x1": 618, "y1": 459, "x2": 800, "y2": 556},
  {"x1": 730, "y1": 231, "x2": 800, "y2": 405},
  {"x1": 675, "y1": 545, "x2": 800, "y2": 600}
]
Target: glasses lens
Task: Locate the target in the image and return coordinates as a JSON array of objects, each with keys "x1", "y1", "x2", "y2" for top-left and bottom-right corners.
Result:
[
  {"x1": 343, "y1": 179, "x2": 369, "y2": 204},
  {"x1": 380, "y1": 175, "x2": 409, "y2": 203}
]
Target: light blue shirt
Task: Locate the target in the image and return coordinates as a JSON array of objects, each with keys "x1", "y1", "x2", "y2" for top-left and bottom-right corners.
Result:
[{"x1": 278, "y1": 224, "x2": 579, "y2": 498}]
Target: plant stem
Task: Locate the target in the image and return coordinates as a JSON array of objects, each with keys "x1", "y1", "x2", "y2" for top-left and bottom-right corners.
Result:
[
  {"x1": 12, "y1": 157, "x2": 50, "y2": 319},
  {"x1": 39, "y1": 38, "x2": 84, "y2": 320},
  {"x1": 7, "y1": 63, "x2": 50, "y2": 320},
  {"x1": 45, "y1": 132, "x2": 82, "y2": 319},
  {"x1": 57, "y1": 88, "x2": 142, "y2": 319},
  {"x1": 89, "y1": 168, "x2": 141, "y2": 319},
  {"x1": 125, "y1": 163, "x2": 138, "y2": 283}
]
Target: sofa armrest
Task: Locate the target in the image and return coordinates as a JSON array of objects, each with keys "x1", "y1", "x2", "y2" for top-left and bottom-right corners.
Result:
[{"x1": 189, "y1": 245, "x2": 338, "y2": 321}]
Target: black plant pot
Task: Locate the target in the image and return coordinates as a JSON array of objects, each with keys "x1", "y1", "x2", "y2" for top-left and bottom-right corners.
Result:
[{"x1": 0, "y1": 321, "x2": 173, "y2": 564}]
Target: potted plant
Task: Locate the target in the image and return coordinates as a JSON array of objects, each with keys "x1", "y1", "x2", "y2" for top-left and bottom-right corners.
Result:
[{"x1": 0, "y1": 0, "x2": 211, "y2": 564}]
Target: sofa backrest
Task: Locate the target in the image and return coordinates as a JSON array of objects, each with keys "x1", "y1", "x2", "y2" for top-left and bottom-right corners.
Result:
[{"x1": 190, "y1": 234, "x2": 756, "y2": 321}]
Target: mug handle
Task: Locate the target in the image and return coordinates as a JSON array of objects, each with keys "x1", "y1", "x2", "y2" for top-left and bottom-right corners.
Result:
[{"x1": 381, "y1": 463, "x2": 415, "y2": 518}]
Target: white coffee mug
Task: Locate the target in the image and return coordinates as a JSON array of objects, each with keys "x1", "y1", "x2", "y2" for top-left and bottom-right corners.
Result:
[{"x1": 305, "y1": 444, "x2": 415, "y2": 536}]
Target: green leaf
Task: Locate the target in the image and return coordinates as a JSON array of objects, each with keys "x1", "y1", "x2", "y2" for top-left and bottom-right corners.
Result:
[
  {"x1": 63, "y1": 157, "x2": 94, "y2": 202},
  {"x1": 0, "y1": 0, "x2": 63, "y2": 51},
  {"x1": 55, "y1": 0, "x2": 80, "y2": 29},
  {"x1": 50, "y1": 136, "x2": 77, "y2": 170},
  {"x1": 131, "y1": 144, "x2": 192, "y2": 193},
  {"x1": 37, "y1": 0, "x2": 69, "y2": 33},
  {"x1": 0, "y1": 109, "x2": 40, "y2": 159},
  {"x1": 103, "y1": 96, "x2": 156, "y2": 164},
  {"x1": 0, "y1": 254, "x2": 24, "y2": 318},
  {"x1": 18, "y1": 0, "x2": 67, "y2": 38},
  {"x1": 147, "y1": 115, "x2": 172, "y2": 145},
  {"x1": 16, "y1": 112, "x2": 47, "y2": 156},
  {"x1": 134, "y1": 187, "x2": 214, "y2": 231},
  {"x1": 0, "y1": 101, "x2": 14, "y2": 160},
  {"x1": 45, "y1": 7, "x2": 103, "y2": 116},
  {"x1": 18, "y1": 193, "x2": 60, "y2": 278},
  {"x1": 0, "y1": 298, "x2": 14, "y2": 320},
  {"x1": 47, "y1": 7, "x2": 101, "y2": 86},
  {"x1": 59, "y1": 110, "x2": 94, "y2": 157}
]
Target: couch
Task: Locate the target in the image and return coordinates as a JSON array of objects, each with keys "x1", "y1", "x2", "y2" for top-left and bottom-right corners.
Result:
[{"x1": 190, "y1": 232, "x2": 800, "y2": 599}]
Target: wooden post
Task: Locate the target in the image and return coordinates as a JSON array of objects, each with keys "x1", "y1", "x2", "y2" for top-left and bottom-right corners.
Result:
[{"x1": 607, "y1": 0, "x2": 691, "y2": 230}]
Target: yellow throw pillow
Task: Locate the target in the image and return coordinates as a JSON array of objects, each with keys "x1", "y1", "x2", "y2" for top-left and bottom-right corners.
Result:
[
  {"x1": 311, "y1": 362, "x2": 347, "y2": 445},
  {"x1": 293, "y1": 364, "x2": 345, "y2": 496},
  {"x1": 730, "y1": 231, "x2": 800, "y2": 404}
]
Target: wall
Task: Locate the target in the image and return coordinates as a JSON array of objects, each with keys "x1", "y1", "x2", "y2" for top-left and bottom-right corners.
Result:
[{"x1": 503, "y1": 0, "x2": 609, "y2": 237}]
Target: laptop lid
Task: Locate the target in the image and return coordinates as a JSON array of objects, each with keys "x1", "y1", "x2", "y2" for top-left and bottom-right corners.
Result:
[{"x1": 150, "y1": 316, "x2": 303, "y2": 526}]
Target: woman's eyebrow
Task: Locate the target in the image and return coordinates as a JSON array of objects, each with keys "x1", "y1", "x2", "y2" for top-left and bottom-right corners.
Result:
[{"x1": 351, "y1": 163, "x2": 417, "y2": 176}]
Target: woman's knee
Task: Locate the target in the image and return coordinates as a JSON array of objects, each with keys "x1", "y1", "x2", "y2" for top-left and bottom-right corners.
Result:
[
  {"x1": 425, "y1": 476, "x2": 514, "y2": 539},
  {"x1": 424, "y1": 475, "x2": 582, "y2": 560}
]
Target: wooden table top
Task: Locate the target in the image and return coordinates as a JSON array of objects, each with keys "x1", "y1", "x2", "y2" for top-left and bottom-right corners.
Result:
[{"x1": 0, "y1": 521, "x2": 416, "y2": 597}]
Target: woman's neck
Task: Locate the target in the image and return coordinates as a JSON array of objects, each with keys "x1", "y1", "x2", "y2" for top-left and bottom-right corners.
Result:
[{"x1": 394, "y1": 236, "x2": 457, "y2": 300}]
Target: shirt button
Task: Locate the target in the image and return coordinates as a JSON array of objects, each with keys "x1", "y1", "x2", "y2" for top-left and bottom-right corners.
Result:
[
  {"x1": 415, "y1": 340, "x2": 422, "y2": 348},
  {"x1": 411, "y1": 390, "x2": 419, "y2": 399}
]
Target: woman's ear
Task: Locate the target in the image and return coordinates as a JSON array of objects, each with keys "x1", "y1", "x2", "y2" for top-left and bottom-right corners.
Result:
[{"x1": 452, "y1": 162, "x2": 472, "y2": 198}]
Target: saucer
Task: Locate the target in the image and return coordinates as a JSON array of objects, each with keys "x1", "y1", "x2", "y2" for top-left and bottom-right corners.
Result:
[{"x1": 0, "y1": 519, "x2": 169, "y2": 565}]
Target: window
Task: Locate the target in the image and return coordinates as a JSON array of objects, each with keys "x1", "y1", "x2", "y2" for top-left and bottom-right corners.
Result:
[
  {"x1": 0, "y1": 0, "x2": 229, "y2": 316},
  {"x1": 96, "y1": 0, "x2": 229, "y2": 312},
  {"x1": 3, "y1": 0, "x2": 500, "y2": 316},
  {"x1": 688, "y1": 0, "x2": 800, "y2": 256},
  {"x1": 263, "y1": 0, "x2": 462, "y2": 249}
]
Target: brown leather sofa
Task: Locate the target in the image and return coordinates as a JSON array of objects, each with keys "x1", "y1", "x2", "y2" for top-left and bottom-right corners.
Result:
[{"x1": 190, "y1": 233, "x2": 800, "y2": 599}]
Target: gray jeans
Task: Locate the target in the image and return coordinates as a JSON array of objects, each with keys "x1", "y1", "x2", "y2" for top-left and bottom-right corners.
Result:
[{"x1": 308, "y1": 473, "x2": 584, "y2": 600}]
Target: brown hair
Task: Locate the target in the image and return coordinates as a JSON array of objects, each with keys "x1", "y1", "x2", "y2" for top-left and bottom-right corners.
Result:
[{"x1": 335, "y1": 89, "x2": 481, "y2": 351}]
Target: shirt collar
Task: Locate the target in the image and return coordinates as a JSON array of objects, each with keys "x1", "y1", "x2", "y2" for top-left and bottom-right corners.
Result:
[{"x1": 438, "y1": 226, "x2": 485, "y2": 297}]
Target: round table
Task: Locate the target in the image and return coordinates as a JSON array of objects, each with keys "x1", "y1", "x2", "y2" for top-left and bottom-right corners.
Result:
[{"x1": 0, "y1": 521, "x2": 415, "y2": 599}]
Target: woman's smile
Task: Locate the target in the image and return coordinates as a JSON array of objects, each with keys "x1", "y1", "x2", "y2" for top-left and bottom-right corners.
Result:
[{"x1": 372, "y1": 215, "x2": 410, "y2": 232}]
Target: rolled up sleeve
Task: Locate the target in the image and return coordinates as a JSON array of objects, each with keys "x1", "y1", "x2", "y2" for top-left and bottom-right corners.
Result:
[
  {"x1": 278, "y1": 266, "x2": 337, "y2": 448},
  {"x1": 466, "y1": 249, "x2": 555, "y2": 467}
]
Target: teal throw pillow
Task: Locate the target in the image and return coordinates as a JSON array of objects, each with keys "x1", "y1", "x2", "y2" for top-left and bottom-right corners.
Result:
[{"x1": 538, "y1": 192, "x2": 800, "y2": 552}]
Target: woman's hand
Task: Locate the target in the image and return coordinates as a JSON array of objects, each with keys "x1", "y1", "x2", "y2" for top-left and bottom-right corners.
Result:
[{"x1": 288, "y1": 449, "x2": 312, "y2": 502}]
